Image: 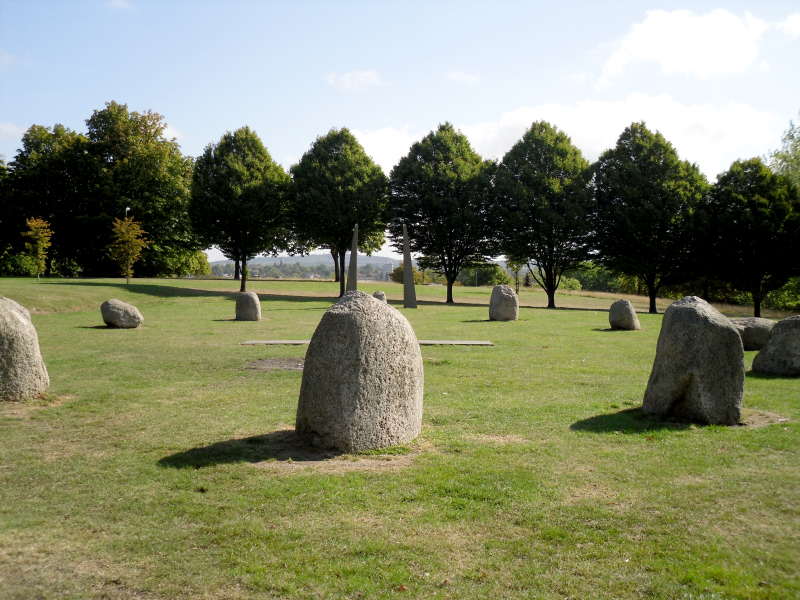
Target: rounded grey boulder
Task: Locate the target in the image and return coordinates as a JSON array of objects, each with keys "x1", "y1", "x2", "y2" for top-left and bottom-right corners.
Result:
[
  {"x1": 728, "y1": 317, "x2": 776, "y2": 351},
  {"x1": 489, "y1": 284, "x2": 518, "y2": 321},
  {"x1": 101, "y1": 299, "x2": 143, "y2": 329},
  {"x1": 372, "y1": 290, "x2": 387, "y2": 303},
  {"x1": 0, "y1": 297, "x2": 49, "y2": 401},
  {"x1": 609, "y1": 299, "x2": 641, "y2": 330},
  {"x1": 235, "y1": 292, "x2": 261, "y2": 321},
  {"x1": 643, "y1": 296, "x2": 743, "y2": 425},
  {"x1": 752, "y1": 315, "x2": 800, "y2": 376},
  {"x1": 296, "y1": 291, "x2": 424, "y2": 452}
]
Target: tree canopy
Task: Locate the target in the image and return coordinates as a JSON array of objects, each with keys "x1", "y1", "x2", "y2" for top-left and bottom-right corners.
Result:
[
  {"x1": 190, "y1": 126, "x2": 292, "y2": 292},
  {"x1": 388, "y1": 123, "x2": 495, "y2": 304},
  {"x1": 591, "y1": 122, "x2": 708, "y2": 313},
  {"x1": 701, "y1": 157, "x2": 800, "y2": 317},
  {"x1": 770, "y1": 113, "x2": 800, "y2": 188},
  {"x1": 290, "y1": 128, "x2": 388, "y2": 297},
  {"x1": 494, "y1": 121, "x2": 592, "y2": 308}
]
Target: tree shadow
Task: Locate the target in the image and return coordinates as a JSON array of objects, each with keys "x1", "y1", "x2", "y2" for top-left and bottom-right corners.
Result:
[
  {"x1": 157, "y1": 429, "x2": 342, "y2": 469},
  {"x1": 570, "y1": 407, "x2": 693, "y2": 434},
  {"x1": 746, "y1": 370, "x2": 798, "y2": 380}
]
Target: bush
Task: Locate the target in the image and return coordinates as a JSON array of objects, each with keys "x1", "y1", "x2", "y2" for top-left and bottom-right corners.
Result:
[
  {"x1": 766, "y1": 277, "x2": 800, "y2": 311},
  {"x1": 390, "y1": 265, "x2": 423, "y2": 284},
  {"x1": 457, "y1": 264, "x2": 511, "y2": 287},
  {"x1": 0, "y1": 250, "x2": 38, "y2": 276},
  {"x1": 559, "y1": 276, "x2": 581, "y2": 291}
]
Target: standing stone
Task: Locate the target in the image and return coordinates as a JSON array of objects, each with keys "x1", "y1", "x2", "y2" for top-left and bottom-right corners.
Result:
[
  {"x1": 402, "y1": 223, "x2": 417, "y2": 309},
  {"x1": 346, "y1": 224, "x2": 358, "y2": 292},
  {"x1": 489, "y1": 284, "x2": 518, "y2": 321},
  {"x1": 752, "y1": 315, "x2": 800, "y2": 376},
  {"x1": 101, "y1": 299, "x2": 144, "y2": 328},
  {"x1": 728, "y1": 317, "x2": 775, "y2": 351},
  {"x1": 643, "y1": 296, "x2": 743, "y2": 425},
  {"x1": 296, "y1": 291, "x2": 424, "y2": 452},
  {"x1": 235, "y1": 291, "x2": 261, "y2": 321},
  {"x1": 0, "y1": 297, "x2": 49, "y2": 401},
  {"x1": 372, "y1": 290, "x2": 387, "y2": 302},
  {"x1": 609, "y1": 299, "x2": 641, "y2": 330}
]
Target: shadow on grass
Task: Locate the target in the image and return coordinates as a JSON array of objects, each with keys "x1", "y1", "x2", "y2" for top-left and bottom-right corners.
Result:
[
  {"x1": 76, "y1": 325, "x2": 113, "y2": 329},
  {"x1": 591, "y1": 327, "x2": 640, "y2": 332},
  {"x1": 570, "y1": 407, "x2": 692, "y2": 433},
  {"x1": 746, "y1": 370, "x2": 798, "y2": 380},
  {"x1": 158, "y1": 429, "x2": 341, "y2": 469}
]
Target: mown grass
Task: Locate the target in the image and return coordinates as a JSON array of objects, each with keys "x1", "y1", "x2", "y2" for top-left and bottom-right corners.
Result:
[{"x1": 0, "y1": 277, "x2": 798, "y2": 599}]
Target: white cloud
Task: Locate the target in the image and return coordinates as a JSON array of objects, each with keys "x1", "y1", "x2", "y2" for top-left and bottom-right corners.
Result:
[
  {"x1": 0, "y1": 122, "x2": 25, "y2": 141},
  {"x1": 108, "y1": 0, "x2": 131, "y2": 8},
  {"x1": 163, "y1": 124, "x2": 181, "y2": 140},
  {"x1": 600, "y1": 10, "x2": 769, "y2": 83},
  {"x1": 352, "y1": 95, "x2": 781, "y2": 181},
  {"x1": 777, "y1": 13, "x2": 800, "y2": 37},
  {"x1": 446, "y1": 70, "x2": 480, "y2": 85},
  {"x1": 325, "y1": 69, "x2": 384, "y2": 92}
]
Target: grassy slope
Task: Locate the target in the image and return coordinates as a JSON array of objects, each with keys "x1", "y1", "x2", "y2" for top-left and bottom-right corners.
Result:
[{"x1": 0, "y1": 277, "x2": 798, "y2": 599}]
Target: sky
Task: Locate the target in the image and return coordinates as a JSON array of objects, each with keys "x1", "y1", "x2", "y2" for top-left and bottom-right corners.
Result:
[{"x1": 1, "y1": 1, "x2": 799, "y2": 261}]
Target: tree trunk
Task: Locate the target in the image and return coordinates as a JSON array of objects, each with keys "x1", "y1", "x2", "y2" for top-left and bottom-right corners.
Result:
[
  {"x1": 331, "y1": 249, "x2": 339, "y2": 282},
  {"x1": 446, "y1": 277, "x2": 455, "y2": 304},
  {"x1": 545, "y1": 287, "x2": 556, "y2": 309},
  {"x1": 752, "y1": 288, "x2": 762, "y2": 318},
  {"x1": 338, "y1": 250, "x2": 346, "y2": 297},
  {"x1": 239, "y1": 255, "x2": 247, "y2": 292},
  {"x1": 647, "y1": 282, "x2": 658, "y2": 314},
  {"x1": 234, "y1": 259, "x2": 240, "y2": 281}
]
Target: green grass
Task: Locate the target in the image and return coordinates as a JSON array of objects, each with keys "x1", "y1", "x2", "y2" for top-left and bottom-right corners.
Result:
[{"x1": 0, "y1": 277, "x2": 798, "y2": 599}]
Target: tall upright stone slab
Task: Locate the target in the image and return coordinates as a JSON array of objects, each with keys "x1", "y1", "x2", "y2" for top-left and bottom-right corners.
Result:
[
  {"x1": 643, "y1": 296, "x2": 743, "y2": 425},
  {"x1": 296, "y1": 291, "x2": 424, "y2": 452},
  {"x1": 0, "y1": 297, "x2": 49, "y2": 401},
  {"x1": 346, "y1": 224, "x2": 358, "y2": 292},
  {"x1": 402, "y1": 223, "x2": 417, "y2": 309}
]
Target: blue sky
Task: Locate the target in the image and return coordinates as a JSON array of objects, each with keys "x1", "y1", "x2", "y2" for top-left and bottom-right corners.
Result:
[{"x1": 1, "y1": 1, "x2": 799, "y2": 260}]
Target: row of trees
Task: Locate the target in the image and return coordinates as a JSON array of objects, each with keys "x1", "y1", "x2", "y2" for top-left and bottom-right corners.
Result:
[{"x1": 2, "y1": 100, "x2": 798, "y2": 315}]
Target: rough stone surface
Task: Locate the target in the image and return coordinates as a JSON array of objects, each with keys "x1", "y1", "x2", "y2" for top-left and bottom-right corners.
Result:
[
  {"x1": 489, "y1": 284, "x2": 518, "y2": 321},
  {"x1": 643, "y1": 296, "x2": 743, "y2": 425},
  {"x1": 752, "y1": 315, "x2": 800, "y2": 376},
  {"x1": 101, "y1": 299, "x2": 144, "y2": 329},
  {"x1": 0, "y1": 297, "x2": 49, "y2": 401},
  {"x1": 296, "y1": 291, "x2": 424, "y2": 452},
  {"x1": 609, "y1": 299, "x2": 641, "y2": 330},
  {"x1": 728, "y1": 317, "x2": 776, "y2": 351},
  {"x1": 372, "y1": 290, "x2": 387, "y2": 302},
  {"x1": 235, "y1": 292, "x2": 261, "y2": 321}
]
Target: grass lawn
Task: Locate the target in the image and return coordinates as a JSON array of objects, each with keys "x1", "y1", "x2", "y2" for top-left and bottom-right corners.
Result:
[{"x1": 1, "y1": 277, "x2": 798, "y2": 599}]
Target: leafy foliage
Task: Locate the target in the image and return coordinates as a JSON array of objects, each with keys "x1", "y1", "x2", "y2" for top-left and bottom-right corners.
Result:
[
  {"x1": 457, "y1": 264, "x2": 511, "y2": 287},
  {"x1": 494, "y1": 121, "x2": 592, "y2": 308},
  {"x1": 108, "y1": 217, "x2": 148, "y2": 283},
  {"x1": 591, "y1": 122, "x2": 708, "y2": 313},
  {"x1": 769, "y1": 112, "x2": 800, "y2": 187},
  {"x1": 291, "y1": 128, "x2": 388, "y2": 296},
  {"x1": 190, "y1": 127, "x2": 292, "y2": 292},
  {"x1": 21, "y1": 217, "x2": 53, "y2": 278},
  {"x1": 388, "y1": 123, "x2": 495, "y2": 303}
]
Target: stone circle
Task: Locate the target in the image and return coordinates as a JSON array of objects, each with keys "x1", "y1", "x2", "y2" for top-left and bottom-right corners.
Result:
[
  {"x1": 752, "y1": 315, "x2": 800, "y2": 376},
  {"x1": 372, "y1": 290, "x2": 387, "y2": 302},
  {"x1": 609, "y1": 299, "x2": 641, "y2": 330},
  {"x1": 296, "y1": 291, "x2": 424, "y2": 452},
  {"x1": 235, "y1": 291, "x2": 261, "y2": 321},
  {"x1": 0, "y1": 297, "x2": 49, "y2": 401},
  {"x1": 643, "y1": 296, "x2": 743, "y2": 425},
  {"x1": 728, "y1": 317, "x2": 775, "y2": 351},
  {"x1": 101, "y1": 299, "x2": 144, "y2": 329},
  {"x1": 489, "y1": 284, "x2": 518, "y2": 321}
]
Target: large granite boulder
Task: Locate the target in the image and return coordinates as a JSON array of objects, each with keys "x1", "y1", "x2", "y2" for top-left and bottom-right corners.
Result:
[
  {"x1": 489, "y1": 284, "x2": 518, "y2": 321},
  {"x1": 643, "y1": 296, "x2": 743, "y2": 425},
  {"x1": 728, "y1": 317, "x2": 776, "y2": 351},
  {"x1": 372, "y1": 290, "x2": 387, "y2": 303},
  {"x1": 0, "y1": 297, "x2": 49, "y2": 401},
  {"x1": 296, "y1": 291, "x2": 423, "y2": 452},
  {"x1": 101, "y1": 299, "x2": 143, "y2": 329},
  {"x1": 752, "y1": 316, "x2": 800, "y2": 376},
  {"x1": 609, "y1": 299, "x2": 641, "y2": 330},
  {"x1": 235, "y1": 291, "x2": 261, "y2": 321}
]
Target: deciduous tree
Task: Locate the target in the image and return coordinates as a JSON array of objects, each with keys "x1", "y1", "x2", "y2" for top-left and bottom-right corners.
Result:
[
  {"x1": 21, "y1": 217, "x2": 53, "y2": 279},
  {"x1": 108, "y1": 217, "x2": 148, "y2": 284},
  {"x1": 770, "y1": 112, "x2": 800, "y2": 187}
]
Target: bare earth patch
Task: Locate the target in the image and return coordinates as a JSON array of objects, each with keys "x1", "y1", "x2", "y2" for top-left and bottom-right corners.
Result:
[
  {"x1": 245, "y1": 358, "x2": 304, "y2": 371},
  {"x1": 738, "y1": 409, "x2": 789, "y2": 428},
  {"x1": 0, "y1": 394, "x2": 76, "y2": 419}
]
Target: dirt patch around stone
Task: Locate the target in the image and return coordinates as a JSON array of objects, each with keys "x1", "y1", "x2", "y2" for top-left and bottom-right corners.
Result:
[
  {"x1": 0, "y1": 394, "x2": 76, "y2": 419},
  {"x1": 245, "y1": 358, "x2": 304, "y2": 371},
  {"x1": 738, "y1": 409, "x2": 789, "y2": 428}
]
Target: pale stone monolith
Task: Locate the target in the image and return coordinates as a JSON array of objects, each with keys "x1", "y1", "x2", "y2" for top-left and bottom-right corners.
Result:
[
  {"x1": 402, "y1": 223, "x2": 417, "y2": 309},
  {"x1": 643, "y1": 296, "x2": 743, "y2": 425},
  {"x1": 728, "y1": 317, "x2": 775, "y2": 351},
  {"x1": 372, "y1": 290, "x2": 387, "y2": 302},
  {"x1": 489, "y1": 284, "x2": 518, "y2": 321},
  {"x1": 752, "y1": 315, "x2": 800, "y2": 376},
  {"x1": 609, "y1": 299, "x2": 641, "y2": 330},
  {"x1": 346, "y1": 224, "x2": 358, "y2": 292},
  {"x1": 101, "y1": 299, "x2": 144, "y2": 329},
  {"x1": 235, "y1": 291, "x2": 261, "y2": 321},
  {"x1": 296, "y1": 291, "x2": 424, "y2": 452},
  {"x1": 0, "y1": 297, "x2": 49, "y2": 401}
]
